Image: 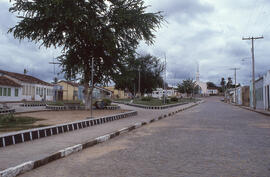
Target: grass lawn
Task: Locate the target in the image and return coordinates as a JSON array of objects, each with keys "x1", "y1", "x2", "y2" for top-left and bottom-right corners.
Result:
[{"x1": 0, "y1": 114, "x2": 48, "y2": 133}]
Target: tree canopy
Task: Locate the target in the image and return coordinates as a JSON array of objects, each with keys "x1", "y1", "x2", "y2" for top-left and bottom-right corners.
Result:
[
  {"x1": 177, "y1": 79, "x2": 199, "y2": 95},
  {"x1": 9, "y1": 0, "x2": 164, "y2": 107},
  {"x1": 114, "y1": 54, "x2": 164, "y2": 95}
]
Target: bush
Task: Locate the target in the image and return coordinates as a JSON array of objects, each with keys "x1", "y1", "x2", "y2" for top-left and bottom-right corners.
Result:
[
  {"x1": 170, "y1": 97, "x2": 178, "y2": 102},
  {"x1": 141, "y1": 96, "x2": 153, "y2": 101},
  {"x1": 102, "y1": 98, "x2": 112, "y2": 106},
  {"x1": 95, "y1": 100, "x2": 105, "y2": 109},
  {"x1": 0, "y1": 114, "x2": 15, "y2": 123}
]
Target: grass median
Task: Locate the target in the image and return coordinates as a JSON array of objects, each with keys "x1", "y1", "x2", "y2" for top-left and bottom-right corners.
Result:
[{"x1": 0, "y1": 114, "x2": 47, "y2": 133}]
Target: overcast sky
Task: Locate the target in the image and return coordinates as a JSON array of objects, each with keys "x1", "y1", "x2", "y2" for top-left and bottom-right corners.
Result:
[{"x1": 0, "y1": 0, "x2": 270, "y2": 86}]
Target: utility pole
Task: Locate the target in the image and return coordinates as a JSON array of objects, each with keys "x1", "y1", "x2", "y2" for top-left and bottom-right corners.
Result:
[
  {"x1": 242, "y1": 36, "x2": 263, "y2": 109},
  {"x1": 163, "y1": 53, "x2": 167, "y2": 105},
  {"x1": 90, "y1": 58, "x2": 94, "y2": 118},
  {"x1": 138, "y1": 67, "x2": 141, "y2": 98},
  {"x1": 229, "y1": 68, "x2": 240, "y2": 104}
]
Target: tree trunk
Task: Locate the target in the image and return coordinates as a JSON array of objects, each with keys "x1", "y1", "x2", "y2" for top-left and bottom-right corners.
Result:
[
  {"x1": 83, "y1": 82, "x2": 91, "y2": 110},
  {"x1": 83, "y1": 65, "x2": 92, "y2": 110}
]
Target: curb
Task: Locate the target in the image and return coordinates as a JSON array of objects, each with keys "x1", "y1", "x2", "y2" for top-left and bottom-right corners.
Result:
[
  {"x1": 0, "y1": 111, "x2": 137, "y2": 148},
  {"x1": 222, "y1": 101, "x2": 270, "y2": 117},
  {"x1": 0, "y1": 101, "x2": 203, "y2": 177},
  {"x1": 113, "y1": 101, "x2": 200, "y2": 110}
]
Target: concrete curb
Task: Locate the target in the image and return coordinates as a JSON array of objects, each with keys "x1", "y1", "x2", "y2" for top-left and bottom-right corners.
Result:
[
  {"x1": 113, "y1": 101, "x2": 199, "y2": 110},
  {"x1": 223, "y1": 101, "x2": 270, "y2": 117},
  {"x1": 0, "y1": 101, "x2": 203, "y2": 177},
  {"x1": 0, "y1": 111, "x2": 137, "y2": 148}
]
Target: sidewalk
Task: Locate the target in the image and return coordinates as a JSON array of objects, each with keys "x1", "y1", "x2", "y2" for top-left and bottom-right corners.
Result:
[
  {"x1": 0, "y1": 102, "x2": 200, "y2": 171},
  {"x1": 239, "y1": 105, "x2": 270, "y2": 117}
]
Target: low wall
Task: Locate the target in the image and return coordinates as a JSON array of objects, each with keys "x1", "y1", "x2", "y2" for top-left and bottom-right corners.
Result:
[{"x1": 113, "y1": 101, "x2": 192, "y2": 110}]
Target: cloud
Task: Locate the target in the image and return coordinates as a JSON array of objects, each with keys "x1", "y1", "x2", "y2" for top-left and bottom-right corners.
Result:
[{"x1": 1, "y1": 0, "x2": 270, "y2": 88}]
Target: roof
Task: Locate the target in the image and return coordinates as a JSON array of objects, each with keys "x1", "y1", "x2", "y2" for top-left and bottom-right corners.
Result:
[
  {"x1": 58, "y1": 80, "x2": 80, "y2": 87},
  {"x1": 0, "y1": 76, "x2": 22, "y2": 87},
  {"x1": 0, "y1": 70, "x2": 52, "y2": 86},
  {"x1": 207, "y1": 87, "x2": 218, "y2": 90},
  {"x1": 95, "y1": 86, "x2": 113, "y2": 93}
]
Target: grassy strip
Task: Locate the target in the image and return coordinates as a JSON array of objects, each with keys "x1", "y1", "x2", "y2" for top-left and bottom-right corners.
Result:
[
  {"x1": 115, "y1": 97, "x2": 199, "y2": 106},
  {"x1": 0, "y1": 114, "x2": 48, "y2": 132}
]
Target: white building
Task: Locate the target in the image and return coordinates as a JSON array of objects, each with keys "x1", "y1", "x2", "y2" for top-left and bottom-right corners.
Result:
[
  {"x1": 0, "y1": 70, "x2": 54, "y2": 102},
  {"x1": 263, "y1": 70, "x2": 270, "y2": 110},
  {"x1": 195, "y1": 65, "x2": 209, "y2": 96},
  {"x1": 0, "y1": 75, "x2": 22, "y2": 102},
  {"x1": 152, "y1": 88, "x2": 176, "y2": 98}
]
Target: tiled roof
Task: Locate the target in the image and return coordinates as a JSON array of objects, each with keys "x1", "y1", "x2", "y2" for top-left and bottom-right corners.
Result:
[
  {"x1": 0, "y1": 70, "x2": 52, "y2": 86},
  {"x1": 95, "y1": 86, "x2": 113, "y2": 93},
  {"x1": 58, "y1": 80, "x2": 80, "y2": 87},
  {"x1": 0, "y1": 76, "x2": 22, "y2": 87}
]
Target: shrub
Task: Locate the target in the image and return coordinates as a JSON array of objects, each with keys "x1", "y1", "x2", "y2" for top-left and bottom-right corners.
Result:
[
  {"x1": 141, "y1": 96, "x2": 153, "y2": 101},
  {"x1": 102, "y1": 98, "x2": 112, "y2": 106},
  {"x1": 0, "y1": 114, "x2": 15, "y2": 123},
  {"x1": 170, "y1": 97, "x2": 178, "y2": 102},
  {"x1": 95, "y1": 100, "x2": 105, "y2": 109}
]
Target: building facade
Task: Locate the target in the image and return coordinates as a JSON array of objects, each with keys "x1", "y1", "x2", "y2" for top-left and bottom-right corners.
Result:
[
  {"x1": 58, "y1": 81, "x2": 79, "y2": 101},
  {"x1": 0, "y1": 70, "x2": 53, "y2": 102},
  {"x1": 105, "y1": 86, "x2": 129, "y2": 99},
  {"x1": 0, "y1": 75, "x2": 22, "y2": 102},
  {"x1": 250, "y1": 77, "x2": 264, "y2": 109}
]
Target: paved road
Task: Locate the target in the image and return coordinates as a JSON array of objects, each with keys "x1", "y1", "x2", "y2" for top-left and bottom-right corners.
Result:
[
  {"x1": 0, "y1": 102, "x2": 196, "y2": 170},
  {"x1": 20, "y1": 97, "x2": 270, "y2": 177}
]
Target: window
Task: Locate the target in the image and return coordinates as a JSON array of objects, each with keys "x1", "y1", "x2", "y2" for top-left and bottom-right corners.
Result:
[
  {"x1": 36, "y1": 87, "x2": 38, "y2": 95},
  {"x1": 3, "y1": 88, "x2": 7, "y2": 96},
  {"x1": 15, "y1": 88, "x2": 19, "y2": 97},
  {"x1": 0, "y1": 87, "x2": 2, "y2": 96},
  {"x1": 8, "y1": 88, "x2": 11, "y2": 96}
]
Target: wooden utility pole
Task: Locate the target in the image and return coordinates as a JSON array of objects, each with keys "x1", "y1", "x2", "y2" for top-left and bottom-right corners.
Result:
[
  {"x1": 229, "y1": 68, "x2": 240, "y2": 104},
  {"x1": 163, "y1": 53, "x2": 167, "y2": 105},
  {"x1": 138, "y1": 67, "x2": 141, "y2": 97},
  {"x1": 242, "y1": 36, "x2": 263, "y2": 109}
]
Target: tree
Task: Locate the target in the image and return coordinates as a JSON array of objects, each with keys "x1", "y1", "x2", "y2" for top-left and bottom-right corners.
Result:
[
  {"x1": 114, "y1": 54, "x2": 164, "y2": 95},
  {"x1": 8, "y1": 0, "x2": 164, "y2": 108},
  {"x1": 177, "y1": 79, "x2": 196, "y2": 96},
  {"x1": 220, "y1": 77, "x2": 226, "y2": 92},
  {"x1": 207, "y1": 82, "x2": 217, "y2": 88},
  {"x1": 227, "y1": 77, "x2": 233, "y2": 89}
]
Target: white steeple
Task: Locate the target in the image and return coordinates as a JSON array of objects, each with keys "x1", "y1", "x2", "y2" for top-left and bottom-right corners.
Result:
[{"x1": 196, "y1": 62, "x2": 200, "y2": 82}]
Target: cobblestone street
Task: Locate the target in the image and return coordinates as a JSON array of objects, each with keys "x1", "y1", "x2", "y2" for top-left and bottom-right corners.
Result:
[{"x1": 20, "y1": 97, "x2": 270, "y2": 177}]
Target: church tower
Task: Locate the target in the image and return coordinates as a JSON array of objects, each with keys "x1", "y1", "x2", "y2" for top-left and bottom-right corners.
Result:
[{"x1": 196, "y1": 62, "x2": 200, "y2": 82}]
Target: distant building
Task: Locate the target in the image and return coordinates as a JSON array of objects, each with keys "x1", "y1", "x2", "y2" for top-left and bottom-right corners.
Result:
[
  {"x1": 195, "y1": 65, "x2": 209, "y2": 96},
  {"x1": 152, "y1": 88, "x2": 176, "y2": 98},
  {"x1": 0, "y1": 70, "x2": 53, "y2": 102},
  {"x1": 58, "y1": 81, "x2": 79, "y2": 101},
  {"x1": 207, "y1": 87, "x2": 219, "y2": 95},
  {"x1": 105, "y1": 86, "x2": 129, "y2": 99},
  {"x1": 78, "y1": 85, "x2": 112, "y2": 102}
]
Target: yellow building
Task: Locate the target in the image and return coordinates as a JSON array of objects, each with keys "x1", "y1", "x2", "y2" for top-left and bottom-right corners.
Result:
[
  {"x1": 105, "y1": 86, "x2": 128, "y2": 99},
  {"x1": 58, "y1": 81, "x2": 79, "y2": 101}
]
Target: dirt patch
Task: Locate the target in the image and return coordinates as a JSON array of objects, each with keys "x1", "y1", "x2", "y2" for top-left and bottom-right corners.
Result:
[{"x1": 16, "y1": 109, "x2": 129, "y2": 126}]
